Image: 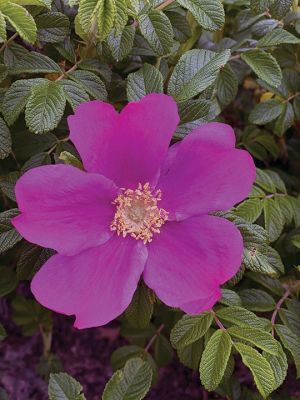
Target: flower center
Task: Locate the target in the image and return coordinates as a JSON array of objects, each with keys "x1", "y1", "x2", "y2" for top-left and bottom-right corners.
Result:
[{"x1": 110, "y1": 183, "x2": 168, "y2": 244}]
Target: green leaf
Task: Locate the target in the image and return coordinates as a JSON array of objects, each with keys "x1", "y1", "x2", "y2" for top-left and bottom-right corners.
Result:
[
  {"x1": 154, "y1": 335, "x2": 173, "y2": 367},
  {"x1": 234, "y1": 342, "x2": 275, "y2": 398},
  {"x1": 255, "y1": 168, "x2": 276, "y2": 193},
  {"x1": 107, "y1": 26, "x2": 135, "y2": 62},
  {"x1": 16, "y1": 242, "x2": 54, "y2": 280},
  {"x1": 263, "y1": 343, "x2": 288, "y2": 391},
  {"x1": 263, "y1": 197, "x2": 284, "y2": 242},
  {"x1": 0, "y1": 209, "x2": 22, "y2": 253},
  {"x1": 249, "y1": 99, "x2": 284, "y2": 125},
  {"x1": 250, "y1": 0, "x2": 271, "y2": 14},
  {"x1": 241, "y1": 49, "x2": 282, "y2": 87},
  {"x1": 257, "y1": 29, "x2": 300, "y2": 47},
  {"x1": 48, "y1": 372, "x2": 86, "y2": 400},
  {"x1": 0, "y1": 11, "x2": 6, "y2": 42},
  {"x1": 0, "y1": 116, "x2": 11, "y2": 159},
  {"x1": 291, "y1": 235, "x2": 300, "y2": 249},
  {"x1": 247, "y1": 271, "x2": 284, "y2": 296},
  {"x1": 170, "y1": 312, "x2": 213, "y2": 349},
  {"x1": 166, "y1": 11, "x2": 191, "y2": 43},
  {"x1": 269, "y1": 0, "x2": 293, "y2": 19},
  {"x1": 13, "y1": 130, "x2": 57, "y2": 160},
  {"x1": 235, "y1": 198, "x2": 263, "y2": 223},
  {"x1": 125, "y1": 282, "x2": 153, "y2": 329},
  {"x1": 68, "y1": 70, "x2": 107, "y2": 100},
  {"x1": 219, "y1": 289, "x2": 242, "y2": 307},
  {"x1": 199, "y1": 329, "x2": 232, "y2": 391},
  {"x1": 274, "y1": 102, "x2": 294, "y2": 136},
  {"x1": 59, "y1": 151, "x2": 83, "y2": 170},
  {"x1": 2, "y1": 78, "x2": 47, "y2": 126},
  {"x1": 0, "y1": 265, "x2": 18, "y2": 297},
  {"x1": 138, "y1": 10, "x2": 173, "y2": 56},
  {"x1": 216, "y1": 306, "x2": 267, "y2": 330},
  {"x1": 11, "y1": 0, "x2": 51, "y2": 6},
  {"x1": 25, "y1": 80, "x2": 66, "y2": 134},
  {"x1": 275, "y1": 324, "x2": 300, "y2": 378},
  {"x1": 59, "y1": 80, "x2": 90, "y2": 111},
  {"x1": 127, "y1": 63, "x2": 164, "y2": 101},
  {"x1": 4, "y1": 43, "x2": 61, "y2": 74},
  {"x1": 228, "y1": 326, "x2": 279, "y2": 354},
  {"x1": 239, "y1": 289, "x2": 276, "y2": 312},
  {"x1": 278, "y1": 308, "x2": 300, "y2": 336},
  {"x1": 177, "y1": 340, "x2": 203, "y2": 370},
  {"x1": 216, "y1": 64, "x2": 238, "y2": 107},
  {"x1": 0, "y1": 171, "x2": 19, "y2": 201},
  {"x1": 176, "y1": 0, "x2": 225, "y2": 31},
  {"x1": 0, "y1": 0, "x2": 37, "y2": 44},
  {"x1": 12, "y1": 294, "x2": 52, "y2": 336},
  {"x1": 35, "y1": 11, "x2": 70, "y2": 43},
  {"x1": 114, "y1": 0, "x2": 128, "y2": 34},
  {"x1": 168, "y1": 49, "x2": 230, "y2": 102},
  {"x1": 102, "y1": 357, "x2": 152, "y2": 400},
  {"x1": 78, "y1": 0, "x2": 116, "y2": 41}
]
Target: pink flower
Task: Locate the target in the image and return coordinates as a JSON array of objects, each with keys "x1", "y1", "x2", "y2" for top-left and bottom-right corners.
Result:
[{"x1": 12, "y1": 94, "x2": 255, "y2": 329}]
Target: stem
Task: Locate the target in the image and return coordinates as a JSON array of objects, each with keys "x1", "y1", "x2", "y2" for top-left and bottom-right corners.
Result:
[
  {"x1": 286, "y1": 91, "x2": 300, "y2": 103},
  {"x1": 202, "y1": 388, "x2": 209, "y2": 400},
  {"x1": 56, "y1": 62, "x2": 79, "y2": 81},
  {"x1": 271, "y1": 289, "x2": 290, "y2": 336},
  {"x1": 156, "y1": 0, "x2": 175, "y2": 11},
  {"x1": 144, "y1": 324, "x2": 164, "y2": 352},
  {"x1": 0, "y1": 32, "x2": 18, "y2": 53},
  {"x1": 211, "y1": 310, "x2": 226, "y2": 331},
  {"x1": 230, "y1": 54, "x2": 241, "y2": 61},
  {"x1": 39, "y1": 326, "x2": 52, "y2": 357}
]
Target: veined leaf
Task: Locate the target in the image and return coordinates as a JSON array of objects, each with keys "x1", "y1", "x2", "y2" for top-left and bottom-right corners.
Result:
[
  {"x1": 241, "y1": 49, "x2": 282, "y2": 87},
  {"x1": 0, "y1": 117, "x2": 11, "y2": 159},
  {"x1": 127, "y1": 63, "x2": 164, "y2": 101},
  {"x1": 107, "y1": 26, "x2": 135, "y2": 62},
  {"x1": 199, "y1": 329, "x2": 232, "y2": 391},
  {"x1": 216, "y1": 306, "x2": 267, "y2": 330},
  {"x1": 125, "y1": 282, "x2": 153, "y2": 329},
  {"x1": 168, "y1": 49, "x2": 230, "y2": 102},
  {"x1": 0, "y1": 11, "x2": 6, "y2": 42},
  {"x1": 68, "y1": 70, "x2": 107, "y2": 100},
  {"x1": 239, "y1": 289, "x2": 276, "y2": 312},
  {"x1": 0, "y1": 209, "x2": 22, "y2": 253},
  {"x1": 249, "y1": 99, "x2": 284, "y2": 125},
  {"x1": 170, "y1": 312, "x2": 213, "y2": 349},
  {"x1": 25, "y1": 81, "x2": 66, "y2": 134},
  {"x1": 177, "y1": 340, "x2": 203, "y2": 370},
  {"x1": 228, "y1": 326, "x2": 279, "y2": 354},
  {"x1": 263, "y1": 343, "x2": 288, "y2": 391},
  {"x1": 235, "y1": 198, "x2": 263, "y2": 223},
  {"x1": 48, "y1": 372, "x2": 86, "y2": 400},
  {"x1": 35, "y1": 12, "x2": 70, "y2": 43},
  {"x1": 257, "y1": 29, "x2": 300, "y2": 47},
  {"x1": 263, "y1": 197, "x2": 285, "y2": 242},
  {"x1": 234, "y1": 342, "x2": 275, "y2": 398},
  {"x1": 59, "y1": 80, "x2": 90, "y2": 111},
  {"x1": 275, "y1": 324, "x2": 300, "y2": 378}
]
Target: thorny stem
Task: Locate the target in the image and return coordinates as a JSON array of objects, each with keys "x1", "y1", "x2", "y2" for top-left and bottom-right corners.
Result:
[
  {"x1": 211, "y1": 310, "x2": 226, "y2": 331},
  {"x1": 0, "y1": 32, "x2": 18, "y2": 53},
  {"x1": 144, "y1": 324, "x2": 164, "y2": 352},
  {"x1": 271, "y1": 289, "x2": 290, "y2": 337}
]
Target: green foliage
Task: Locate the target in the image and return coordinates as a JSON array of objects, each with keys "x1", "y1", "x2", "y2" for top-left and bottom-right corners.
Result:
[{"x1": 48, "y1": 372, "x2": 86, "y2": 400}]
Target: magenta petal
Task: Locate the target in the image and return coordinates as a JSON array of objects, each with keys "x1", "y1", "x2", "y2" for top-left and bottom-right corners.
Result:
[
  {"x1": 12, "y1": 165, "x2": 118, "y2": 256},
  {"x1": 31, "y1": 236, "x2": 147, "y2": 328},
  {"x1": 68, "y1": 94, "x2": 179, "y2": 188},
  {"x1": 158, "y1": 123, "x2": 256, "y2": 220},
  {"x1": 143, "y1": 215, "x2": 243, "y2": 314}
]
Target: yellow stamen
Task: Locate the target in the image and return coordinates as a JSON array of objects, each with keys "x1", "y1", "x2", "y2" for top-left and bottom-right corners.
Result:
[{"x1": 110, "y1": 183, "x2": 168, "y2": 244}]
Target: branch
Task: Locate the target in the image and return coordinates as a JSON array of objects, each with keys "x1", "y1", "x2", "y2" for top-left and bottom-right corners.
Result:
[
  {"x1": 144, "y1": 324, "x2": 164, "y2": 352},
  {"x1": 271, "y1": 289, "x2": 290, "y2": 336}
]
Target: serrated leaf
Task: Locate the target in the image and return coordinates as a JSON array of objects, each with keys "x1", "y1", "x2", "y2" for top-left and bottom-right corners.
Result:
[
  {"x1": 107, "y1": 26, "x2": 135, "y2": 62},
  {"x1": 239, "y1": 289, "x2": 276, "y2": 312},
  {"x1": 59, "y1": 80, "x2": 90, "y2": 111},
  {"x1": 59, "y1": 151, "x2": 83, "y2": 170},
  {"x1": 228, "y1": 326, "x2": 279, "y2": 354},
  {"x1": 35, "y1": 12, "x2": 70, "y2": 43},
  {"x1": 0, "y1": 0, "x2": 37, "y2": 44},
  {"x1": 11, "y1": 0, "x2": 51, "y2": 6},
  {"x1": 127, "y1": 63, "x2": 163, "y2": 101},
  {"x1": 4, "y1": 43, "x2": 61, "y2": 74},
  {"x1": 263, "y1": 342, "x2": 288, "y2": 391},
  {"x1": 2, "y1": 78, "x2": 47, "y2": 126},
  {"x1": 97, "y1": 0, "x2": 116, "y2": 40},
  {"x1": 16, "y1": 242, "x2": 54, "y2": 280},
  {"x1": 68, "y1": 70, "x2": 107, "y2": 100},
  {"x1": 176, "y1": 0, "x2": 224, "y2": 31},
  {"x1": 170, "y1": 312, "x2": 213, "y2": 349},
  {"x1": 216, "y1": 64, "x2": 238, "y2": 107},
  {"x1": 0, "y1": 209, "x2": 22, "y2": 253},
  {"x1": 154, "y1": 335, "x2": 173, "y2": 367},
  {"x1": 274, "y1": 102, "x2": 294, "y2": 136},
  {"x1": 0, "y1": 11, "x2": 6, "y2": 42},
  {"x1": 0, "y1": 171, "x2": 19, "y2": 201},
  {"x1": 269, "y1": 0, "x2": 293, "y2": 19},
  {"x1": 138, "y1": 10, "x2": 173, "y2": 56},
  {"x1": 166, "y1": 11, "x2": 191, "y2": 43},
  {"x1": 48, "y1": 372, "x2": 86, "y2": 400},
  {"x1": 25, "y1": 81, "x2": 66, "y2": 134},
  {"x1": 241, "y1": 49, "x2": 282, "y2": 87},
  {"x1": 168, "y1": 49, "x2": 230, "y2": 102},
  {"x1": 219, "y1": 289, "x2": 242, "y2": 307},
  {"x1": 263, "y1": 197, "x2": 284, "y2": 242},
  {"x1": 235, "y1": 198, "x2": 263, "y2": 223},
  {"x1": 102, "y1": 357, "x2": 152, "y2": 400},
  {"x1": 257, "y1": 29, "x2": 300, "y2": 47},
  {"x1": 216, "y1": 306, "x2": 266, "y2": 330},
  {"x1": 114, "y1": 0, "x2": 127, "y2": 34},
  {"x1": 177, "y1": 340, "x2": 203, "y2": 370},
  {"x1": 275, "y1": 324, "x2": 300, "y2": 378},
  {"x1": 234, "y1": 342, "x2": 275, "y2": 398},
  {"x1": 250, "y1": 0, "x2": 271, "y2": 14},
  {"x1": 255, "y1": 168, "x2": 276, "y2": 193},
  {"x1": 199, "y1": 329, "x2": 232, "y2": 391},
  {"x1": 0, "y1": 116, "x2": 11, "y2": 159},
  {"x1": 247, "y1": 271, "x2": 284, "y2": 296},
  {"x1": 249, "y1": 99, "x2": 284, "y2": 125},
  {"x1": 178, "y1": 99, "x2": 210, "y2": 124},
  {"x1": 278, "y1": 308, "x2": 300, "y2": 336},
  {"x1": 125, "y1": 282, "x2": 153, "y2": 329}
]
